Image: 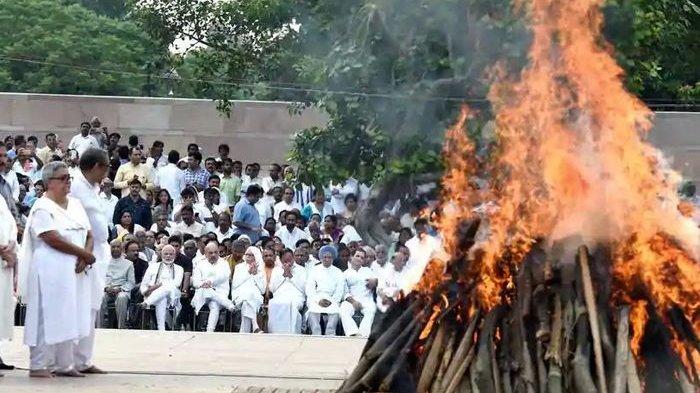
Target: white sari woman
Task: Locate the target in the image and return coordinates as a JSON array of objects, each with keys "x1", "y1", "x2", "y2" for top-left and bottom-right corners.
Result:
[
  {"x1": 230, "y1": 246, "x2": 265, "y2": 333},
  {"x1": 19, "y1": 162, "x2": 95, "y2": 377}
]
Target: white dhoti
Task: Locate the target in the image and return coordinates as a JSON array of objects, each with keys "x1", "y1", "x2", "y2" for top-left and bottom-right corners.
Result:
[
  {"x1": 28, "y1": 287, "x2": 74, "y2": 372},
  {"x1": 144, "y1": 286, "x2": 181, "y2": 331},
  {"x1": 267, "y1": 297, "x2": 304, "y2": 334},
  {"x1": 193, "y1": 288, "x2": 234, "y2": 332},
  {"x1": 340, "y1": 298, "x2": 376, "y2": 337}
]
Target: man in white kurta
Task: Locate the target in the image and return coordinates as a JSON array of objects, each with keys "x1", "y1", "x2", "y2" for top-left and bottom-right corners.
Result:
[
  {"x1": 140, "y1": 245, "x2": 184, "y2": 331},
  {"x1": 192, "y1": 242, "x2": 235, "y2": 332},
  {"x1": 267, "y1": 250, "x2": 306, "y2": 334},
  {"x1": 100, "y1": 240, "x2": 135, "y2": 329},
  {"x1": 231, "y1": 246, "x2": 266, "y2": 333},
  {"x1": 274, "y1": 211, "x2": 311, "y2": 250},
  {"x1": 306, "y1": 245, "x2": 345, "y2": 336},
  {"x1": 69, "y1": 148, "x2": 110, "y2": 373},
  {"x1": 0, "y1": 195, "x2": 17, "y2": 373},
  {"x1": 377, "y1": 249, "x2": 410, "y2": 313},
  {"x1": 340, "y1": 250, "x2": 377, "y2": 337}
]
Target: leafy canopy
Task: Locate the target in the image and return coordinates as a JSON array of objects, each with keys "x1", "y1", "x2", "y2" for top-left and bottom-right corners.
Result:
[{"x1": 0, "y1": 0, "x2": 168, "y2": 96}]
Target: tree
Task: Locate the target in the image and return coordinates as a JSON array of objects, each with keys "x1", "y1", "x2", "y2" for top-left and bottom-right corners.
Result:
[
  {"x1": 133, "y1": 0, "x2": 699, "y2": 244},
  {"x1": 0, "y1": 0, "x2": 169, "y2": 96},
  {"x1": 67, "y1": 0, "x2": 128, "y2": 18},
  {"x1": 604, "y1": 0, "x2": 700, "y2": 103}
]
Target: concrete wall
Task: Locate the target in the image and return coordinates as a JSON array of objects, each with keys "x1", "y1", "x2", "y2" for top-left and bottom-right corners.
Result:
[
  {"x1": 0, "y1": 93, "x2": 697, "y2": 183},
  {"x1": 0, "y1": 92, "x2": 328, "y2": 164},
  {"x1": 647, "y1": 111, "x2": 700, "y2": 184}
]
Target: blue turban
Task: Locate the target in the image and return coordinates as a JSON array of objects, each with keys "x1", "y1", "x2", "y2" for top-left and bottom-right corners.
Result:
[{"x1": 318, "y1": 244, "x2": 338, "y2": 260}]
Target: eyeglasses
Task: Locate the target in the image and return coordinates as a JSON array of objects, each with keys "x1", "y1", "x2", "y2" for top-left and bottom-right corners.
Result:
[{"x1": 49, "y1": 175, "x2": 72, "y2": 182}]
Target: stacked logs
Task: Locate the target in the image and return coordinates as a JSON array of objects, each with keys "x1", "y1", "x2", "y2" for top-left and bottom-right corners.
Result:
[{"x1": 338, "y1": 224, "x2": 699, "y2": 393}]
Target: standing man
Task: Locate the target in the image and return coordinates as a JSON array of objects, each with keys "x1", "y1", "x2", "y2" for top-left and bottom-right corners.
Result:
[
  {"x1": 219, "y1": 158, "x2": 242, "y2": 207},
  {"x1": 68, "y1": 122, "x2": 100, "y2": 157},
  {"x1": 112, "y1": 179, "x2": 152, "y2": 230},
  {"x1": 145, "y1": 141, "x2": 167, "y2": 170},
  {"x1": 36, "y1": 133, "x2": 63, "y2": 164},
  {"x1": 0, "y1": 169, "x2": 18, "y2": 374},
  {"x1": 155, "y1": 150, "x2": 186, "y2": 205},
  {"x1": 113, "y1": 147, "x2": 154, "y2": 198},
  {"x1": 70, "y1": 147, "x2": 110, "y2": 374},
  {"x1": 232, "y1": 185, "x2": 263, "y2": 244},
  {"x1": 184, "y1": 152, "x2": 210, "y2": 190}
]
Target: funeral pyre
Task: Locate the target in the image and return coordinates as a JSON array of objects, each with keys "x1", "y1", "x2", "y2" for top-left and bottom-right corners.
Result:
[{"x1": 338, "y1": 0, "x2": 700, "y2": 392}]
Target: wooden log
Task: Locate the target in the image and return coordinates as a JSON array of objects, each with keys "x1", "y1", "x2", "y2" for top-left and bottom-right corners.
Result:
[
  {"x1": 339, "y1": 298, "x2": 423, "y2": 390},
  {"x1": 577, "y1": 246, "x2": 608, "y2": 393},
  {"x1": 499, "y1": 313, "x2": 514, "y2": 393},
  {"x1": 474, "y1": 307, "x2": 504, "y2": 393},
  {"x1": 445, "y1": 340, "x2": 478, "y2": 393},
  {"x1": 432, "y1": 329, "x2": 458, "y2": 393},
  {"x1": 441, "y1": 310, "x2": 482, "y2": 391},
  {"x1": 626, "y1": 349, "x2": 642, "y2": 393},
  {"x1": 348, "y1": 313, "x2": 424, "y2": 393},
  {"x1": 379, "y1": 321, "x2": 423, "y2": 392},
  {"x1": 491, "y1": 334, "x2": 504, "y2": 393},
  {"x1": 611, "y1": 306, "x2": 630, "y2": 393},
  {"x1": 546, "y1": 294, "x2": 563, "y2": 393},
  {"x1": 418, "y1": 322, "x2": 447, "y2": 393},
  {"x1": 536, "y1": 342, "x2": 548, "y2": 393},
  {"x1": 572, "y1": 308, "x2": 597, "y2": 393}
]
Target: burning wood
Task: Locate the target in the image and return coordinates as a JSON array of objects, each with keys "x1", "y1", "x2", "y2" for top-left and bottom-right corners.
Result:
[{"x1": 339, "y1": 0, "x2": 700, "y2": 391}]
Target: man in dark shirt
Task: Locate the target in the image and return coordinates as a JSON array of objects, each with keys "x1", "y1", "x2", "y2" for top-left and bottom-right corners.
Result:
[
  {"x1": 125, "y1": 240, "x2": 149, "y2": 286},
  {"x1": 168, "y1": 235, "x2": 193, "y2": 330},
  {"x1": 113, "y1": 178, "x2": 152, "y2": 229}
]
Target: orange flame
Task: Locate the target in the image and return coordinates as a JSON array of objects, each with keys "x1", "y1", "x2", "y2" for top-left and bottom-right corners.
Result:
[{"x1": 432, "y1": 0, "x2": 700, "y2": 376}]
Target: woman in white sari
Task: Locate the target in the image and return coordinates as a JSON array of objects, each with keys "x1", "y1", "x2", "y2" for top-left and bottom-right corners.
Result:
[
  {"x1": 230, "y1": 246, "x2": 265, "y2": 333},
  {"x1": 19, "y1": 162, "x2": 95, "y2": 378}
]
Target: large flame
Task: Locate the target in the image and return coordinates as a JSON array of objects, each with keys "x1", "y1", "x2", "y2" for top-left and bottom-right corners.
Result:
[{"x1": 434, "y1": 0, "x2": 700, "y2": 376}]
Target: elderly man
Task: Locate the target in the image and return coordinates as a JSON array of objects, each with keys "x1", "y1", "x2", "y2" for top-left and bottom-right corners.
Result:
[
  {"x1": 113, "y1": 147, "x2": 155, "y2": 198},
  {"x1": 268, "y1": 249, "x2": 307, "y2": 334},
  {"x1": 21, "y1": 161, "x2": 96, "y2": 377},
  {"x1": 69, "y1": 148, "x2": 110, "y2": 374},
  {"x1": 370, "y1": 244, "x2": 389, "y2": 275},
  {"x1": 306, "y1": 245, "x2": 345, "y2": 336},
  {"x1": 139, "y1": 245, "x2": 184, "y2": 331},
  {"x1": 192, "y1": 242, "x2": 235, "y2": 332},
  {"x1": 377, "y1": 248, "x2": 410, "y2": 313},
  {"x1": 340, "y1": 249, "x2": 377, "y2": 337},
  {"x1": 101, "y1": 240, "x2": 135, "y2": 329}
]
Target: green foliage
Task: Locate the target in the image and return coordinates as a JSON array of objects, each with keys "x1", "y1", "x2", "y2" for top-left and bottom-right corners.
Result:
[
  {"x1": 130, "y1": 0, "x2": 700, "y2": 188},
  {"x1": 604, "y1": 0, "x2": 700, "y2": 100},
  {"x1": 0, "y1": 0, "x2": 168, "y2": 96},
  {"x1": 66, "y1": 0, "x2": 128, "y2": 18}
]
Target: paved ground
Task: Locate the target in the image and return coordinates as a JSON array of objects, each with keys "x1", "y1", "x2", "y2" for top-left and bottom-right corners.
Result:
[{"x1": 1, "y1": 327, "x2": 365, "y2": 392}]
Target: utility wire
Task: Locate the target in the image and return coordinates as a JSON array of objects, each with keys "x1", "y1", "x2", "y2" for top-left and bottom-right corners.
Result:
[
  {"x1": 0, "y1": 54, "x2": 696, "y2": 108},
  {"x1": 0, "y1": 55, "x2": 487, "y2": 103}
]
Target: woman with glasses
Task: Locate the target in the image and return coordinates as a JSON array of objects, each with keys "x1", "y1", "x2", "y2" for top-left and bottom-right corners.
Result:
[{"x1": 19, "y1": 161, "x2": 95, "y2": 377}]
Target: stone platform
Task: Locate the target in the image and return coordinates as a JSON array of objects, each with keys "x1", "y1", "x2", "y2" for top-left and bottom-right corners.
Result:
[{"x1": 0, "y1": 327, "x2": 365, "y2": 392}]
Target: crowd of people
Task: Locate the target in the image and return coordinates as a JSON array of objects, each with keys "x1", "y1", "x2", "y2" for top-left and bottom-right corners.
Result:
[{"x1": 0, "y1": 118, "x2": 442, "y2": 377}]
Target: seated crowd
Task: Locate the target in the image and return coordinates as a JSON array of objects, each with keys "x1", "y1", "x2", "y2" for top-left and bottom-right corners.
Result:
[{"x1": 2, "y1": 119, "x2": 442, "y2": 337}]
